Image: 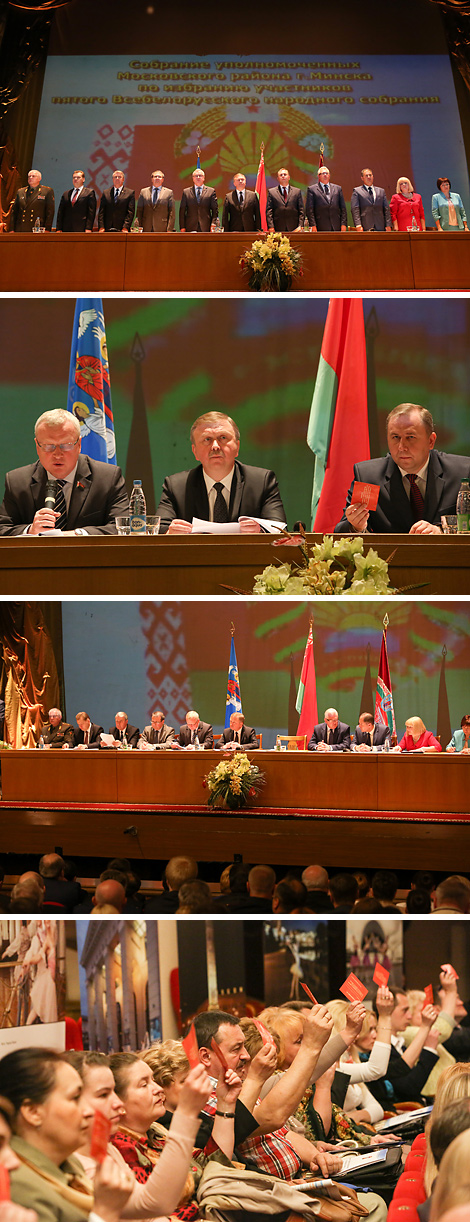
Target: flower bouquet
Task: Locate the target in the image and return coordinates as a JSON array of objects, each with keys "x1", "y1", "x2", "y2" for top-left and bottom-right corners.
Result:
[
  {"x1": 204, "y1": 752, "x2": 265, "y2": 809},
  {"x1": 240, "y1": 233, "x2": 303, "y2": 292},
  {"x1": 253, "y1": 534, "x2": 396, "y2": 595}
]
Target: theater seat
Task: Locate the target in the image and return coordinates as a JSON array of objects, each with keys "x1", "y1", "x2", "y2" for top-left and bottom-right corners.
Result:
[
  {"x1": 404, "y1": 1151, "x2": 426, "y2": 1174},
  {"x1": 393, "y1": 1175, "x2": 427, "y2": 1204},
  {"x1": 410, "y1": 1134, "x2": 427, "y2": 1153},
  {"x1": 387, "y1": 1199, "x2": 421, "y2": 1222}
]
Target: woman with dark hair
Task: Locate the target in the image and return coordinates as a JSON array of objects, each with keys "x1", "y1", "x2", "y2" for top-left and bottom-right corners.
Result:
[
  {"x1": 0, "y1": 1094, "x2": 37, "y2": 1222},
  {"x1": 0, "y1": 1047, "x2": 133, "y2": 1222},
  {"x1": 432, "y1": 178, "x2": 468, "y2": 232},
  {"x1": 447, "y1": 714, "x2": 470, "y2": 753}
]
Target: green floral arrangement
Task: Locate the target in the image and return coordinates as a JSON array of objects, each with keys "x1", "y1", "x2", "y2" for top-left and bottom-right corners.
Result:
[
  {"x1": 240, "y1": 233, "x2": 303, "y2": 291},
  {"x1": 203, "y1": 752, "x2": 265, "y2": 809},
  {"x1": 253, "y1": 534, "x2": 394, "y2": 595},
  {"x1": 0, "y1": 741, "x2": 11, "y2": 750}
]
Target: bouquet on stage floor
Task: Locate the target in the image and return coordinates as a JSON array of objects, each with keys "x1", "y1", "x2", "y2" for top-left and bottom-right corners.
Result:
[
  {"x1": 253, "y1": 534, "x2": 394, "y2": 596},
  {"x1": 240, "y1": 233, "x2": 303, "y2": 292},
  {"x1": 204, "y1": 752, "x2": 265, "y2": 809}
]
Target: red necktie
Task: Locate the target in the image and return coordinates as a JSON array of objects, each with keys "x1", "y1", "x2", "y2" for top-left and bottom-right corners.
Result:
[
  {"x1": 282, "y1": 187, "x2": 287, "y2": 201},
  {"x1": 407, "y1": 473, "x2": 425, "y2": 520}
]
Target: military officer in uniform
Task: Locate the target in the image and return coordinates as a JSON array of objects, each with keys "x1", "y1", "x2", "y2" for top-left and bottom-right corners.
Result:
[
  {"x1": 42, "y1": 708, "x2": 74, "y2": 748},
  {"x1": 11, "y1": 170, "x2": 55, "y2": 232}
]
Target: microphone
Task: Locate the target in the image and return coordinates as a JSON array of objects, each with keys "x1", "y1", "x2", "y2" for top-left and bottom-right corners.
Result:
[{"x1": 44, "y1": 478, "x2": 58, "y2": 510}]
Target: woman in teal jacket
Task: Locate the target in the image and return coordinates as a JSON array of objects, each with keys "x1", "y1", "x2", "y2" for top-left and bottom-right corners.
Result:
[
  {"x1": 432, "y1": 177, "x2": 468, "y2": 231},
  {"x1": 446, "y1": 713, "x2": 470, "y2": 752}
]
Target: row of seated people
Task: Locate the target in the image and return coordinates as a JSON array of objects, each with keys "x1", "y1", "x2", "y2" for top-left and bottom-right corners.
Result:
[
  {"x1": 4, "y1": 167, "x2": 468, "y2": 234},
  {"x1": 34, "y1": 707, "x2": 470, "y2": 755},
  {"x1": 1, "y1": 971, "x2": 469, "y2": 1222}
]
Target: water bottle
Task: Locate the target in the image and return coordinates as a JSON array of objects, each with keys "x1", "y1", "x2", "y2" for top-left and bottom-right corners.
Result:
[
  {"x1": 122, "y1": 733, "x2": 128, "y2": 750},
  {"x1": 456, "y1": 478, "x2": 470, "y2": 533},
  {"x1": 129, "y1": 479, "x2": 146, "y2": 533},
  {"x1": 194, "y1": 732, "x2": 200, "y2": 750},
  {"x1": 38, "y1": 735, "x2": 45, "y2": 749},
  {"x1": 384, "y1": 737, "x2": 390, "y2": 753},
  {"x1": 33, "y1": 218, "x2": 41, "y2": 233}
]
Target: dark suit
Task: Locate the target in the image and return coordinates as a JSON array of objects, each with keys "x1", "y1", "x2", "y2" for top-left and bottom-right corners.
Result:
[
  {"x1": 11, "y1": 184, "x2": 55, "y2": 232},
  {"x1": 306, "y1": 183, "x2": 347, "y2": 231},
  {"x1": 352, "y1": 724, "x2": 390, "y2": 749},
  {"x1": 56, "y1": 187, "x2": 97, "y2": 232},
  {"x1": 266, "y1": 185, "x2": 304, "y2": 232},
  {"x1": 99, "y1": 187, "x2": 135, "y2": 231},
  {"x1": 140, "y1": 722, "x2": 175, "y2": 748},
  {"x1": 222, "y1": 190, "x2": 261, "y2": 232},
  {"x1": 308, "y1": 721, "x2": 351, "y2": 751},
  {"x1": 73, "y1": 722, "x2": 104, "y2": 749},
  {"x1": 137, "y1": 186, "x2": 175, "y2": 232},
  {"x1": 350, "y1": 184, "x2": 391, "y2": 231},
  {"x1": 179, "y1": 185, "x2": 218, "y2": 231},
  {"x1": 335, "y1": 451, "x2": 470, "y2": 533},
  {"x1": 217, "y1": 725, "x2": 259, "y2": 749},
  {"x1": 157, "y1": 461, "x2": 286, "y2": 532},
  {"x1": 42, "y1": 721, "x2": 74, "y2": 748},
  {"x1": 368, "y1": 1044, "x2": 438, "y2": 1108},
  {"x1": 177, "y1": 720, "x2": 213, "y2": 749},
  {"x1": 0, "y1": 454, "x2": 129, "y2": 536},
  {"x1": 109, "y1": 724, "x2": 140, "y2": 749},
  {"x1": 43, "y1": 877, "x2": 85, "y2": 908}
]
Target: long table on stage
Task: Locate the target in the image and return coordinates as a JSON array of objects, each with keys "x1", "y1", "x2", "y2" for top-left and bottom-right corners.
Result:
[
  {"x1": 2, "y1": 749, "x2": 470, "y2": 871},
  {"x1": 1, "y1": 231, "x2": 469, "y2": 291},
  {"x1": 0, "y1": 531, "x2": 469, "y2": 595}
]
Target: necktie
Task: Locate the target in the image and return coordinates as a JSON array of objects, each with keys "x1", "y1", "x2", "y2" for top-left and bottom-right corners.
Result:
[
  {"x1": 71, "y1": 189, "x2": 78, "y2": 205},
  {"x1": 115, "y1": 188, "x2": 120, "y2": 201},
  {"x1": 84, "y1": 729, "x2": 89, "y2": 746},
  {"x1": 370, "y1": 730, "x2": 374, "y2": 749},
  {"x1": 323, "y1": 184, "x2": 329, "y2": 196},
  {"x1": 152, "y1": 187, "x2": 158, "y2": 204},
  {"x1": 327, "y1": 727, "x2": 332, "y2": 745},
  {"x1": 282, "y1": 187, "x2": 287, "y2": 201},
  {"x1": 239, "y1": 192, "x2": 244, "y2": 205},
  {"x1": 54, "y1": 480, "x2": 67, "y2": 531},
  {"x1": 196, "y1": 187, "x2": 201, "y2": 201},
  {"x1": 368, "y1": 186, "x2": 374, "y2": 197},
  {"x1": 213, "y1": 482, "x2": 228, "y2": 523},
  {"x1": 191, "y1": 729, "x2": 196, "y2": 744},
  {"x1": 407, "y1": 473, "x2": 425, "y2": 520}
]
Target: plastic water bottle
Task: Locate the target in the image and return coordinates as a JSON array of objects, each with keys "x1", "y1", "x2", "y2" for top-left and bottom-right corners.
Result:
[
  {"x1": 129, "y1": 480, "x2": 146, "y2": 533},
  {"x1": 33, "y1": 218, "x2": 41, "y2": 233},
  {"x1": 194, "y1": 732, "x2": 200, "y2": 750},
  {"x1": 38, "y1": 735, "x2": 45, "y2": 749},
  {"x1": 456, "y1": 478, "x2": 470, "y2": 533},
  {"x1": 384, "y1": 737, "x2": 390, "y2": 753},
  {"x1": 122, "y1": 733, "x2": 128, "y2": 750}
]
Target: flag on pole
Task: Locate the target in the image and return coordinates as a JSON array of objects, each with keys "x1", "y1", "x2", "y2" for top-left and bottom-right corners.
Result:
[
  {"x1": 296, "y1": 620, "x2": 318, "y2": 737},
  {"x1": 255, "y1": 143, "x2": 268, "y2": 232},
  {"x1": 318, "y1": 142, "x2": 324, "y2": 169},
  {"x1": 307, "y1": 298, "x2": 368, "y2": 531},
  {"x1": 196, "y1": 144, "x2": 201, "y2": 170},
  {"x1": 375, "y1": 615, "x2": 396, "y2": 736},
  {"x1": 225, "y1": 629, "x2": 242, "y2": 727},
  {"x1": 67, "y1": 298, "x2": 116, "y2": 464}
]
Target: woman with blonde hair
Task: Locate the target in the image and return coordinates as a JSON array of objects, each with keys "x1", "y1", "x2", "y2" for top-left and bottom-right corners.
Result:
[
  {"x1": 429, "y1": 1128, "x2": 470, "y2": 1221},
  {"x1": 393, "y1": 717, "x2": 441, "y2": 753},
  {"x1": 424, "y1": 1063, "x2": 470, "y2": 1194},
  {"x1": 390, "y1": 176, "x2": 426, "y2": 231},
  {"x1": 323, "y1": 992, "x2": 394, "y2": 1124}
]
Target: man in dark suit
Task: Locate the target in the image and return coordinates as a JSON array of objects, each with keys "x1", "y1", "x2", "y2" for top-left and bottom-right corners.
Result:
[
  {"x1": 11, "y1": 169, "x2": 55, "y2": 232},
  {"x1": 138, "y1": 710, "x2": 175, "y2": 749},
  {"x1": 351, "y1": 168, "x2": 391, "y2": 231},
  {"x1": 0, "y1": 408, "x2": 129, "y2": 536},
  {"x1": 266, "y1": 168, "x2": 304, "y2": 231},
  {"x1": 335, "y1": 404, "x2": 470, "y2": 534},
  {"x1": 136, "y1": 170, "x2": 175, "y2": 231},
  {"x1": 179, "y1": 169, "x2": 218, "y2": 232},
  {"x1": 108, "y1": 712, "x2": 140, "y2": 749},
  {"x1": 217, "y1": 713, "x2": 259, "y2": 749},
  {"x1": 157, "y1": 411, "x2": 285, "y2": 534},
  {"x1": 98, "y1": 170, "x2": 135, "y2": 231},
  {"x1": 308, "y1": 708, "x2": 351, "y2": 752},
  {"x1": 42, "y1": 708, "x2": 75, "y2": 749},
  {"x1": 73, "y1": 711, "x2": 104, "y2": 749},
  {"x1": 352, "y1": 712, "x2": 391, "y2": 751},
  {"x1": 306, "y1": 166, "x2": 347, "y2": 232},
  {"x1": 39, "y1": 852, "x2": 86, "y2": 908},
  {"x1": 222, "y1": 173, "x2": 261, "y2": 232},
  {"x1": 175, "y1": 710, "x2": 213, "y2": 749},
  {"x1": 56, "y1": 170, "x2": 97, "y2": 232}
]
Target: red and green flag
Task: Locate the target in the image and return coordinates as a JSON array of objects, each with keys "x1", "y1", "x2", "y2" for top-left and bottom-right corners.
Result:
[
  {"x1": 296, "y1": 620, "x2": 318, "y2": 737},
  {"x1": 255, "y1": 144, "x2": 267, "y2": 232},
  {"x1": 375, "y1": 616, "x2": 396, "y2": 736}
]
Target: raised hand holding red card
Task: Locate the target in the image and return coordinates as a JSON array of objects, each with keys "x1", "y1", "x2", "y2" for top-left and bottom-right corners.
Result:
[
  {"x1": 0, "y1": 1166, "x2": 10, "y2": 1201},
  {"x1": 373, "y1": 963, "x2": 390, "y2": 987},
  {"x1": 441, "y1": 963, "x2": 459, "y2": 980},
  {"x1": 253, "y1": 1018, "x2": 276, "y2": 1047},
  {"x1": 424, "y1": 984, "x2": 434, "y2": 1005},
  {"x1": 211, "y1": 1036, "x2": 229, "y2": 1071},
  {"x1": 340, "y1": 973, "x2": 369, "y2": 1003},
  {"x1": 351, "y1": 481, "x2": 380, "y2": 512}
]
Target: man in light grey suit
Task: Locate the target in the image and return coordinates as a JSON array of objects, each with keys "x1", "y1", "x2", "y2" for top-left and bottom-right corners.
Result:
[
  {"x1": 138, "y1": 710, "x2": 175, "y2": 749},
  {"x1": 351, "y1": 168, "x2": 391, "y2": 231},
  {"x1": 137, "y1": 170, "x2": 175, "y2": 231}
]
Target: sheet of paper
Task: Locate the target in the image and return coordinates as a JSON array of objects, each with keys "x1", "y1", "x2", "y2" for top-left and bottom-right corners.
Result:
[{"x1": 191, "y1": 516, "x2": 286, "y2": 534}]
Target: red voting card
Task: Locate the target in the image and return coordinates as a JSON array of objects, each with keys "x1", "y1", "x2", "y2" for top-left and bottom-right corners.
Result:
[
  {"x1": 90, "y1": 1108, "x2": 111, "y2": 1164},
  {"x1": 424, "y1": 984, "x2": 434, "y2": 1005},
  {"x1": 301, "y1": 981, "x2": 319, "y2": 1005},
  {"x1": 182, "y1": 1024, "x2": 200, "y2": 1069},
  {"x1": 373, "y1": 963, "x2": 390, "y2": 987},
  {"x1": 441, "y1": 962, "x2": 459, "y2": 980},
  {"x1": 340, "y1": 973, "x2": 369, "y2": 1003},
  {"x1": 351, "y1": 481, "x2": 380, "y2": 511},
  {"x1": 253, "y1": 1018, "x2": 276, "y2": 1047},
  {"x1": 0, "y1": 1167, "x2": 10, "y2": 1201},
  {"x1": 211, "y1": 1036, "x2": 229, "y2": 1071}
]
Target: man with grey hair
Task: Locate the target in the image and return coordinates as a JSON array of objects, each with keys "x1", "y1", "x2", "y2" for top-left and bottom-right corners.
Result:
[
  {"x1": 335, "y1": 403, "x2": 470, "y2": 534},
  {"x1": 307, "y1": 708, "x2": 351, "y2": 752},
  {"x1": 157, "y1": 410, "x2": 285, "y2": 534},
  {"x1": 11, "y1": 169, "x2": 55, "y2": 232},
  {"x1": 174, "y1": 709, "x2": 213, "y2": 749},
  {"x1": 301, "y1": 864, "x2": 334, "y2": 912},
  {"x1": 0, "y1": 408, "x2": 129, "y2": 535},
  {"x1": 42, "y1": 708, "x2": 74, "y2": 749}
]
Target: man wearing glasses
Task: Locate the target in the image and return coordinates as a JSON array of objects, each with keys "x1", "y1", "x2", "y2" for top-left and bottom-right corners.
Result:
[{"x1": 0, "y1": 409, "x2": 128, "y2": 534}]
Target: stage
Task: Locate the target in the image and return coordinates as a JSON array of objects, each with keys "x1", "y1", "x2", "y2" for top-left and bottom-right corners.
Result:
[
  {"x1": 2, "y1": 750, "x2": 470, "y2": 872},
  {"x1": 1, "y1": 231, "x2": 470, "y2": 291}
]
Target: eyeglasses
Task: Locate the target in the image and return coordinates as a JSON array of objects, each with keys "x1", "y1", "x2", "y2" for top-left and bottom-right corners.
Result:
[{"x1": 36, "y1": 440, "x2": 79, "y2": 453}]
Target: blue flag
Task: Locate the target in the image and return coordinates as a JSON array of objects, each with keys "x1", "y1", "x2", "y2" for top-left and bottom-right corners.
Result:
[
  {"x1": 67, "y1": 298, "x2": 116, "y2": 464},
  {"x1": 225, "y1": 636, "x2": 242, "y2": 728}
]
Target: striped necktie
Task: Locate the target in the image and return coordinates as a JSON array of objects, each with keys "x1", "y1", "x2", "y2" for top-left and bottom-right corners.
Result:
[
  {"x1": 407, "y1": 473, "x2": 425, "y2": 521},
  {"x1": 54, "y1": 480, "x2": 67, "y2": 531}
]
